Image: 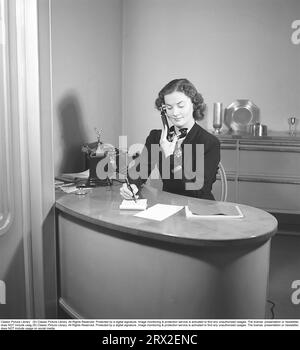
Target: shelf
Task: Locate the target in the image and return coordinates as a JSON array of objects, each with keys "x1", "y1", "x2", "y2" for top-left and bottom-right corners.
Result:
[
  {"x1": 214, "y1": 131, "x2": 300, "y2": 142},
  {"x1": 216, "y1": 134, "x2": 300, "y2": 214}
]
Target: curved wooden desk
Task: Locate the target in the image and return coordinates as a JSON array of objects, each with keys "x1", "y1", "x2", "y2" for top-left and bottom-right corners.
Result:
[{"x1": 56, "y1": 184, "x2": 277, "y2": 319}]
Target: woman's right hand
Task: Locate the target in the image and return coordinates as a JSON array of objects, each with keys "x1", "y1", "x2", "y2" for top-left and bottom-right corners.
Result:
[
  {"x1": 159, "y1": 125, "x2": 178, "y2": 158},
  {"x1": 120, "y1": 183, "x2": 139, "y2": 200}
]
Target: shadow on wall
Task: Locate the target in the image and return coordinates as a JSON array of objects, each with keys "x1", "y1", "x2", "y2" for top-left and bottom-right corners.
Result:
[{"x1": 57, "y1": 93, "x2": 88, "y2": 173}]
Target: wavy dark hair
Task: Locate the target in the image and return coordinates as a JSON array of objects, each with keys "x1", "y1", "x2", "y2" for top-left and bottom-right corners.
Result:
[{"x1": 155, "y1": 78, "x2": 206, "y2": 120}]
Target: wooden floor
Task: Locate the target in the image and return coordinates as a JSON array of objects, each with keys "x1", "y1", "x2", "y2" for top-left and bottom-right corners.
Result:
[{"x1": 268, "y1": 232, "x2": 300, "y2": 319}]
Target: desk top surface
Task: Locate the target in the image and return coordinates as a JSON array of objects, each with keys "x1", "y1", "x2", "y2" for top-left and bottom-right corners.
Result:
[{"x1": 56, "y1": 184, "x2": 277, "y2": 247}]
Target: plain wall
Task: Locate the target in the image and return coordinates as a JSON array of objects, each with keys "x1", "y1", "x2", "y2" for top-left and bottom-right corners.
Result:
[
  {"x1": 123, "y1": 0, "x2": 300, "y2": 145},
  {"x1": 52, "y1": 0, "x2": 123, "y2": 174},
  {"x1": 51, "y1": 0, "x2": 300, "y2": 167}
]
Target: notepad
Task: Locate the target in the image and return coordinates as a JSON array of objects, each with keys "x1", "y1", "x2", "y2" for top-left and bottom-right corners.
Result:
[
  {"x1": 134, "y1": 204, "x2": 184, "y2": 221},
  {"x1": 119, "y1": 199, "x2": 148, "y2": 210},
  {"x1": 185, "y1": 204, "x2": 244, "y2": 219}
]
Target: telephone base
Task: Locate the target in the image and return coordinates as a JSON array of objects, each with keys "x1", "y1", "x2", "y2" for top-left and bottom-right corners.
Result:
[{"x1": 85, "y1": 176, "x2": 111, "y2": 187}]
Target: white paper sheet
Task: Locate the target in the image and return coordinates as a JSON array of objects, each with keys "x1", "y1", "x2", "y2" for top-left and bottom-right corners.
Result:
[
  {"x1": 119, "y1": 199, "x2": 148, "y2": 210},
  {"x1": 134, "y1": 204, "x2": 184, "y2": 221}
]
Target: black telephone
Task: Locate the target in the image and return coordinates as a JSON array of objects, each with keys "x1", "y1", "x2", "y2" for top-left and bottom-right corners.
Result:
[
  {"x1": 160, "y1": 105, "x2": 169, "y2": 131},
  {"x1": 160, "y1": 106, "x2": 175, "y2": 141}
]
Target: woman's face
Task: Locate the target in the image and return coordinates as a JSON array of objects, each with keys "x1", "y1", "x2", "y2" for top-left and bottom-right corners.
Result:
[{"x1": 164, "y1": 91, "x2": 194, "y2": 130}]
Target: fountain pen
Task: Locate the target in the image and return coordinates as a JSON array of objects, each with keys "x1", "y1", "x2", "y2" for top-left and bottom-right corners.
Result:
[{"x1": 125, "y1": 178, "x2": 137, "y2": 203}]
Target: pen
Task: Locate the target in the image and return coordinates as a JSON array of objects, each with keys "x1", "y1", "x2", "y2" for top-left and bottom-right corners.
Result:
[{"x1": 125, "y1": 178, "x2": 137, "y2": 203}]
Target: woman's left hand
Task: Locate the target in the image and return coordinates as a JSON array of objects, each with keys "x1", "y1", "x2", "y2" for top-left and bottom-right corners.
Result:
[{"x1": 159, "y1": 125, "x2": 178, "y2": 158}]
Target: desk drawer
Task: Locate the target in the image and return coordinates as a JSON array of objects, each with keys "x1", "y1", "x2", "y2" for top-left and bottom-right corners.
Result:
[
  {"x1": 238, "y1": 182, "x2": 300, "y2": 213},
  {"x1": 239, "y1": 150, "x2": 300, "y2": 177}
]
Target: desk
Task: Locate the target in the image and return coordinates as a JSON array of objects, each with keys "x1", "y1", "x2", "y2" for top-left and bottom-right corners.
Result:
[{"x1": 56, "y1": 184, "x2": 277, "y2": 319}]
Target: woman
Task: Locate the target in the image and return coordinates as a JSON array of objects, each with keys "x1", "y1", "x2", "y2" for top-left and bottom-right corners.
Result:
[{"x1": 120, "y1": 78, "x2": 220, "y2": 200}]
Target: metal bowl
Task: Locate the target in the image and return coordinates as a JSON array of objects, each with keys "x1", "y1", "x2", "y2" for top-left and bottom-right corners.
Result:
[
  {"x1": 224, "y1": 99, "x2": 260, "y2": 133},
  {"x1": 249, "y1": 123, "x2": 267, "y2": 136}
]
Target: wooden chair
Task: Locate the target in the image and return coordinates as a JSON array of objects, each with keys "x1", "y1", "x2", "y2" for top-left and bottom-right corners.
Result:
[{"x1": 218, "y1": 162, "x2": 228, "y2": 202}]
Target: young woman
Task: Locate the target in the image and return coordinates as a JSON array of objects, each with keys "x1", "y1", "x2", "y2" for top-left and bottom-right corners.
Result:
[{"x1": 120, "y1": 78, "x2": 220, "y2": 200}]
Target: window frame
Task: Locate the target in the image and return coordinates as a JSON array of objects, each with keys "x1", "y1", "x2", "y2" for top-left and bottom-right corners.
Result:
[{"x1": 0, "y1": 0, "x2": 13, "y2": 236}]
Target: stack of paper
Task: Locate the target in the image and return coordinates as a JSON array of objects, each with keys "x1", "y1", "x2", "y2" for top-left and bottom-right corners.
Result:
[
  {"x1": 57, "y1": 170, "x2": 90, "y2": 182},
  {"x1": 60, "y1": 185, "x2": 78, "y2": 194},
  {"x1": 119, "y1": 199, "x2": 148, "y2": 210},
  {"x1": 134, "y1": 204, "x2": 184, "y2": 221}
]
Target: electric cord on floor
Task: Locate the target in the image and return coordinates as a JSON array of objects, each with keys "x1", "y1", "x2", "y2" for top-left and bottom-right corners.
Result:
[{"x1": 267, "y1": 299, "x2": 276, "y2": 319}]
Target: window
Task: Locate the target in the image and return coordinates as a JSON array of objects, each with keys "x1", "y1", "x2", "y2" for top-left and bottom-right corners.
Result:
[{"x1": 0, "y1": 0, "x2": 13, "y2": 236}]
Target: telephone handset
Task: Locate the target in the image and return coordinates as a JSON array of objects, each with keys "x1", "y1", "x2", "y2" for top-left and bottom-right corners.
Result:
[{"x1": 160, "y1": 106, "x2": 175, "y2": 142}]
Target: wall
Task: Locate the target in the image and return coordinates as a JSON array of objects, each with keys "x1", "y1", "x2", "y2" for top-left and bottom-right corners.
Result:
[
  {"x1": 123, "y1": 0, "x2": 300, "y2": 145},
  {"x1": 52, "y1": 0, "x2": 123, "y2": 175},
  {"x1": 51, "y1": 0, "x2": 300, "y2": 168}
]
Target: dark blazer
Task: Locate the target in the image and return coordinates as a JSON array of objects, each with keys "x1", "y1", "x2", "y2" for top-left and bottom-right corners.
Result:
[{"x1": 128, "y1": 123, "x2": 220, "y2": 200}]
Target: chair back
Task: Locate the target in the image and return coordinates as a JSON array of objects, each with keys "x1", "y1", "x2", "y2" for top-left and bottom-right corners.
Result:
[{"x1": 218, "y1": 162, "x2": 228, "y2": 202}]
